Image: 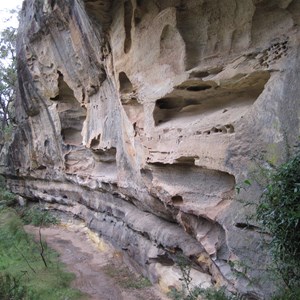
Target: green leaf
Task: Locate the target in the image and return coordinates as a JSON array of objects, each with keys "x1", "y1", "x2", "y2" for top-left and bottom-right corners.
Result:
[{"x1": 244, "y1": 179, "x2": 252, "y2": 186}]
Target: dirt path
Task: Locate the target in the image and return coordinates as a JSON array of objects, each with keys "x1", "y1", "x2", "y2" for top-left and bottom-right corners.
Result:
[{"x1": 25, "y1": 223, "x2": 168, "y2": 300}]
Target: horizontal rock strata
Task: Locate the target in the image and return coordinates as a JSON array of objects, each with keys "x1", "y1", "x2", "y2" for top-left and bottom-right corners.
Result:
[{"x1": 2, "y1": 0, "x2": 300, "y2": 298}]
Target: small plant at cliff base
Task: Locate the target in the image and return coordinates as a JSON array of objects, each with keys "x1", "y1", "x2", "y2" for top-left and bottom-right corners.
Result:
[
  {"x1": 168, "y1": 254, "x2": 235, "y2": 300},
  {"x1": 235, "y1": 179, "x2": 252, "y2": 195},
  {"x1": 256, "y1": 152, "x2": 300, "y2": 292},
  {"x1": 176, "y1": 255, "x2": 194, "y2": 296},
  {"x1": 22, "y1": 205, "x2": 59, "y2": 226},
  {"x1": 169, "y1": 286, "x2": 234, "y2": 300},
  {"x1": 0, "y1": 187, "x2": 15, "y2": 208},
  {"x1": 0, "y1": 175, "x2": 16, "y2": 209}
]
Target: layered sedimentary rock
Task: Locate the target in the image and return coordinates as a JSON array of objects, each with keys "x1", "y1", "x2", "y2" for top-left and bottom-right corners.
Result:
[{"x1": 1, "y1": 0, "x2": 300, "y2": 298}]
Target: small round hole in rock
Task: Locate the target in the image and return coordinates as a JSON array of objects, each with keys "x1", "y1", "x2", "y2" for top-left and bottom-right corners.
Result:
[
  {"x1": 50, "y1": 95, "x2": 60, "y2": 101},
  {"x1": 171, "y1": 195, "x2": 183, "y2": 205}
]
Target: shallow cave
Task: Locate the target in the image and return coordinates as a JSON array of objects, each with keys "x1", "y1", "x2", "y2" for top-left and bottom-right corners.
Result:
[{"x1": 53, "y1": 72, "x2": 86, "y2": 146}]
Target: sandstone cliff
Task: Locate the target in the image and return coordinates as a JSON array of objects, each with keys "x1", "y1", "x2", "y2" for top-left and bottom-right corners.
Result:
[{"x1": 2, "y1": 0, "x2": 300, "y2": 298}]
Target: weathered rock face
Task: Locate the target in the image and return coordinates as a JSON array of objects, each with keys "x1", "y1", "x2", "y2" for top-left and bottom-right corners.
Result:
[{"x1": 2, "y1": 0, "x2": 300, "y2": 298}]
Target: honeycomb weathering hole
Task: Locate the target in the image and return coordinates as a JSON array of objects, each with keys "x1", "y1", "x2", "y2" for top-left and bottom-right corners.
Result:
[
  {"x1": 61, "y1": 128, "x2": 83, "y2": 146},
  {"x1": 190, "y1": 71, "x2": 209, "y2": 78},
  {"x1": 50, "y1": 94, "x2": 59, "y2": 101},
  {"x1": 156, "y1": 98, "x2": 183, "y2": 109},
  {"x1": 90, "y1": 134, "x2": 101, "y2": 148},
  {"x1": 171, "y1": 195, "x2": 183, "y2": 205},
  {"x1": 186, "y1": 84, "x2": 212, "y2": 91}
]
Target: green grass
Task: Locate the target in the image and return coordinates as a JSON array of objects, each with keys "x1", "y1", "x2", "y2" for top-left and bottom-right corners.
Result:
[{"x1": 0, "y1": 208, "x2": 83, "y2": 300}]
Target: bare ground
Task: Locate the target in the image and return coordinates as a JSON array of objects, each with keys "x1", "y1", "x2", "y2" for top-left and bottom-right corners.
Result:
[{"x1": 25, "y1": 223, "x2": 168, "y2": 300}]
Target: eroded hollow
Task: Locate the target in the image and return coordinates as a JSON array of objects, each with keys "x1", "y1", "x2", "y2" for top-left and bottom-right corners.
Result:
[
  {"x1": 189, "y1": 67, "x2": 223, "y2": 79},
  {"x1": 90, "y1": 134, "x2": 101, "y2": 148},
  {"x1": 175, "y1": 156, "x2": 197, "y2": 165},
  {"x1": 153, "y1": 71, "x2": 270, "y2": 126},
  {"x1": 92, "y1": 147, "x2": 117, "y2": 163},
  {"x1": 154, "y1": 97, "x2": 202, "y2": 125},
  {"x1": 156, "y1": 98, "x2": 184, "y2": 110},
  {"x1": 159, "y1": 24, "x2": 185, "y2": 72},
  {"x1": 61, "y1": 128, "x2": 83, "y2": 146},
  {"x1": 124, "y1": 0, "x2": 133, "y2": 53},
  {"x1": 171, "y1": 195, "x2": 183, "y2": 205},
  {"x1": 134, "y1": 0, "x2": 147, "y2": 26},
  {"x1": 119, "y1": 72, "x2": 133, "y2": 94},
  {"x1": 190, "y1": 71, "x2": 209, "y2": 78},
  {"x1": 186, "y1": 85, "x2": 211, "y2": 91},
  {"x1": 84, "y1": 0, "x2": 112, "y2": 31},
  {"x1": 53, "y1": 72, "x2": 86, "y2": 146}
]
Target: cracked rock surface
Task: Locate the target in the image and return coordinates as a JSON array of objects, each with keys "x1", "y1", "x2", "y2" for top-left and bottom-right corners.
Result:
[{"x1": 2, "y1": 0, "x2": 300, "y2": 298}]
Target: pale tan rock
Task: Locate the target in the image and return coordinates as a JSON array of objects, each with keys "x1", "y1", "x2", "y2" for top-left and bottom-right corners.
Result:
[{"x1": 2, "y1": 0, "x2": 300, "y2": 298}]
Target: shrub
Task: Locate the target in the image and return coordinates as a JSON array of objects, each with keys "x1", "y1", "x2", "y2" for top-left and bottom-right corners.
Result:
[
  {"x1": 256, "y1": 152, "x2": 300, "y2": 289},
  {"x1": 0, "y1": 176, "x2": 16, "y2": 209},
  {"x1": 0, "y1": 188, "x2": 16, "y2": 209},
  {"x1": 272, "y1": 287, "x2": 300, "y2": 300},
  {"x1": 168, "y1": 254, "x2": 235, "y2": 300},
  {"x1": 22, "y1": 206, "x2": 58, "y2": 227}
]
